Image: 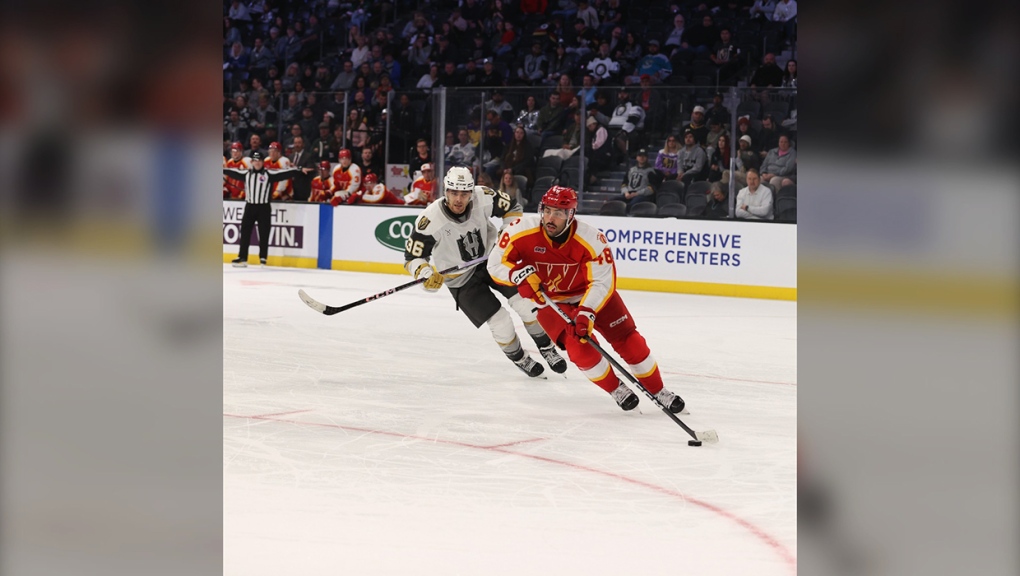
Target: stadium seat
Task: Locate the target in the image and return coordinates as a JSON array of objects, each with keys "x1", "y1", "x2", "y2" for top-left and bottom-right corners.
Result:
[
  {"x1": 776, "y1": 184, "x2": 797, "y2": 200},
  {"x1": 656, "y1": 192, "x2": 681, "y2": 207},
  {"x1": 657, "y1": 204, "x2": 687, "y2": 218},
  {"x1": 684, "y1": 192, "x2": 707, "y2": 216},
  {"x1": 658, "y1": 179, "x2": 685, "y2": 199},
  {"x1": 629, "y1": 201, "x2": 658, "y2": 217},
  {"x1": 775, "y1": 196, "x2": 797, "y2": 222},
  {"x1": 599, "y1": 200, "x2": 627, "y2": 216},
  {"x1": 684, "y1": 180, "x2": 712, "y2": 202}
]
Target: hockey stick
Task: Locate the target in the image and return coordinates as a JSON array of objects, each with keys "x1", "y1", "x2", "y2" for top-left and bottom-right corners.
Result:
[
  {"x1": 540, "y1": 291, "x2": 719, "y2": 445},
  {"x1": 298, "y1": 255, "x2": 488, "y2": 316}
]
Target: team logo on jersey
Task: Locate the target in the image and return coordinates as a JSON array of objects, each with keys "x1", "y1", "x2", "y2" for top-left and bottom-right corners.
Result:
[
  {"x1": 534, "y1": 246, "x2": 546, "y2": 253},
  {"x1": 539, "y1": 262, "x2": 581, "y2": 293},
  {"x1": 457, "y1": 229, "x2": 484, "y2": 261},
  {"x1": 417, "y1": 217, "x2": 431, "y2": 230}
]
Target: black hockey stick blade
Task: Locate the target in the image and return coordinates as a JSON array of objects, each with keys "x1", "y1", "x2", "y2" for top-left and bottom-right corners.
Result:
[
  {"x1": 540, "y1": 291, "x2": 719, "y2": 444},
  {"x1": 299, "y1": 255, "x2": 488, "y2": 316}
]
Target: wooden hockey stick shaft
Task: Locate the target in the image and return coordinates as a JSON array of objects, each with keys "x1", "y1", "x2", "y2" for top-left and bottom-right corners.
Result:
[{"x1": 298, "y1": 255, "x2": 488, "y2": 316}]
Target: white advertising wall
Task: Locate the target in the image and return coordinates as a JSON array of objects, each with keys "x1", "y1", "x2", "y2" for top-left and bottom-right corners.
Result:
[
  {"x1": 328, "y1": 207, "x2": 797, "y2": 300},
  {"x1": 223, "y1": 201, "x2": 320, "y2": 266}
]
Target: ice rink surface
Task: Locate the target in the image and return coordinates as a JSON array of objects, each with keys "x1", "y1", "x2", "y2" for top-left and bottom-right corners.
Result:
[{"x1": 224, "y1": 264, "x2": 797, "y2": 575}]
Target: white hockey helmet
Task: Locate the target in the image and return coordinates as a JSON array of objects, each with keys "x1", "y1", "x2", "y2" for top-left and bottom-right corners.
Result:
[{"x1": 444, "y1": 166, "x2": 475, "y2": 192}]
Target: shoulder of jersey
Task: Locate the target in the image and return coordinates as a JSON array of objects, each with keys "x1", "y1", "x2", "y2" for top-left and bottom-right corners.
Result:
[
  {"x1": 415, "y1": 202, "x2": 443, "y2": 233},
  {"x1": 572, "y1": 218, "x2": 608, "y2": 246},
  {"x1": 505, "y1": 213, "x2": 542, "y2": 235}
]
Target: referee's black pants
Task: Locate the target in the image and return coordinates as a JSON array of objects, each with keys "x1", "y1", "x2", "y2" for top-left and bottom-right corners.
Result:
[{"x1": 238, "y1": 202, "x2": 272, "y2": 260}]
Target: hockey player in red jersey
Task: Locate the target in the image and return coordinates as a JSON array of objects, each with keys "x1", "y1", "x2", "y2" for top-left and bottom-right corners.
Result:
[
  {"x1": 404, "y1": 163, "x2": 436, "y2": 206},
  {"x1": 309, "y1": 161, "x2": 335, "y2": 203},
  {"x1": 346, "y1": 173, "x2": 406, "y2": 205},
  {"x1": 330, "y1": 148, "x2": 362, "y2": 206},
  {"x1": 487, "y1": 185, "x2": 686, "y2": 412},
  {"x1": 223, "y1": 142, "x2": 250, "y2": 199}
]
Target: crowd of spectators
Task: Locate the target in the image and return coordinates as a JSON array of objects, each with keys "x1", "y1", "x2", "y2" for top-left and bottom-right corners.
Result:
[{"x1": 223, "y1": 0, "x2": 797, "y2": 220}]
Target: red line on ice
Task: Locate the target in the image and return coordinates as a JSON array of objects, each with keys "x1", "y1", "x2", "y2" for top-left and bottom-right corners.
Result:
[{"x1": 224, "y1": 412, "x2": 796, "y2": 573}]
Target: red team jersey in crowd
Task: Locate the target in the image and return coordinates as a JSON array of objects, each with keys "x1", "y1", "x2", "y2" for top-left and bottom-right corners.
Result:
[
  {"x1": 404, "y1": 176, "x2": 436, "y2": 206},
  {"x1": 309, "y1": 175, "x2": 335, "y2": 203},
  {"x1": 223, "y1": 157, "x2": 251, "y2": 199},
  {"x1": 264, "y1": 157, "x2": 293, "y2": 200}
]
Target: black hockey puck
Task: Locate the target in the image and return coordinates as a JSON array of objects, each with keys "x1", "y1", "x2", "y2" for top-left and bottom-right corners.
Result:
[{"x1": 688, "y1": 440, "x2": 703, "y2": 447}]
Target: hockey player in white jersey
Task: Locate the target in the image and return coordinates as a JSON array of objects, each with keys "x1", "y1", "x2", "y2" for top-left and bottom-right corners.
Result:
[{"x1": 403, "y1": 166, "x2": 567, "y2": 377}]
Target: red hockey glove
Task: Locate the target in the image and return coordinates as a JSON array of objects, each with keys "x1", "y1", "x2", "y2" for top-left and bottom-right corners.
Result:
[
  {"x1": 510, "y1": 264, "x2": 546, "y2": 305},
  {"x1": 573, "y1": 307, "x2": 595, "y2": 342}
]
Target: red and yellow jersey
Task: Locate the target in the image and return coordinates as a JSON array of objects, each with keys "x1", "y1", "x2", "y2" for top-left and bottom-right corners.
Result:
[
  {"x1": 223, "y1": 156, "x2": 250, "y2": 199},
  {"x1": 347, "y1": 183, "x2": 406, "y2": 205},
  {"x1": 264, "y1": 157, "x2": 293, "y2": 199},
  {"x1": 488, "y1": 215, "x2": 617, "y2": 313},
  {"x1": 309, "y1": 176, "x2": 335, "y2": 203},
  {"x1": 331, "y1": 162, "x2": 362, "y2": 197},
  {"x1": 404, "y1": 177, "x2": 435, "y2": 206}
]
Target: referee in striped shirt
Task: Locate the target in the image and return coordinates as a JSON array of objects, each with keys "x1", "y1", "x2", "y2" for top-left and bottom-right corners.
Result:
[{"x1": 223, "y1": 151, "x2": 306, "y2": 267}]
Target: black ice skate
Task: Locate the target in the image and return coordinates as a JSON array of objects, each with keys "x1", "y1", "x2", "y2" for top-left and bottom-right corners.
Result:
[
  {"x1": 611, "y1": 383, "x2": 639, "y2": 411},
  {"x1": 260, "y1": 258, "x2": 267, "y2": 267},
  {"x1": 232, "y1": 257, "x2": 247, "y2": 268},
  {"x1": 513, "y1": 355, "x2": 545, "y2": 377},
  {"x1": 655, "y1": 388, "x2": 686, "y2": 414},
  {"x1": 539, "y1": 345, "x2": 568, "y2": 373}
]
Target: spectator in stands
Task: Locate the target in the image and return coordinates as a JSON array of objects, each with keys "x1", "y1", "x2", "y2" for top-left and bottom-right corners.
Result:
[
  {"x1": 462, "y1": 59, "x2": 483, "y2": 87},
  {"x1": 750, "y1": 0, "x2": 778, "y2": 21},
  {"x1": 598, "y1": 0, "x2": 624, "y2": 37},
  {"x1": 736, "y1": 116, "x2": 758, "y2": 152},
  {"x1": 706, "y1": 118, "x2": 725, "y2": 151},
  {"x1": 678, "y1": 128, "x2": 708, "y2": 186},
  {"x1": 732, "y1": 134, "x2": 759, "y2": 186},
  {"x1": 329, "y1": 60, "x2": 357, "y2": 92},
  {"x1": 544, "y1": 42, "x2": 576, "y2": 86},
  {"x1": 432, "y1": 34, "x2": 459, "y2": 64},
  {"x1": 224, "y1": 110, "x2": 249, "y2": 146},
  {"x1": 556, "y1": 74, "x2": 579, "y2": 109},
  {"x1": 361, "y1": 146, "x2": 383, "y2": 180},
  {"x1": 481, "y1": 122, "x2": 507, "y2": 178},
  {"x1": 711, "y1": 28, "x2": 742, "y2": 85},
  {"x1": 486, "y1": 110, "x2": 513, "y2": 145},
  {"x1": 782, "y1": 59, "x2": 797, "y2": 88},
  {"x1": 298, "y1": 107, "x2": 318, "y2": 140},
  {"x1": 499, "y1": 168, "x2": 528, "y2": 208},
  {"x1": 449, "y1": 129, "x2": 478, "y2": 167},
  {"x1": 587, "y1": 41, "x2": 622, "y2": 84},
  {"x1": 684, "y1": 105, "x2": 709, "y2": 146},
  {"x1": 443, "y1": 131, "x2": 456, "y2": 162},
  {"x1": 758, "y1": 114, "x2": 780, "y2": 157},
  {"x1": 477, "y1": 58, "x2": 504, "y2": 87},
  {"x1": 576, "y1": 0, "x2": 599, "y2": 29},
  {"x1": 568, "y1": 17, "x2": 598, "y2": 58},
  {"x1": 410, "y1": 139, "x2": 432, "y2": 177},
  {"x1": 401, "y1": 12, "x2": 434, "y2": 41},
  {"x1": 577, "y1": 74, "x2": 598, "y2": 106},
  {"x1": 618, "y1": 148, "x2": 656, "y2": 210},
  {"x1": 654, "y1": 134, "x2": 681, "y2": 182},
  {"x1": 687, "y1": 14, "x2": 717, "y2": 55},
  {"x1": 707, "y1": 92, "x2": 731, "y2": 127},
  {"x1": 518, "y1": 42, "x2": 549, "y2": 86},
  {"x1": 244, "y1": 133, "x2": 266, "y2": 159},
  {"x1": 774, "y1": 0, "x2": 798, "y2": 48},
  {"x1": 616, "y1": 31, "x2": 642, "y2": 71},
  {"x1": 585, "y1": 115, "x2": 613, "y2": 181},
  {"x1": 760, "y1": 134, "x2": 797, "y2": 189},
  {"x1": 708, "y1": 133, "x2": 733, "y2": 182},
  {"x1": 663, "y1": 14, "x2": 690, "y2": 58},
  {"x1": 438, "y1": 61, "x2": 463, "y2": 88},
  {"x1": 262, "y1": 125, "x2": 280, "y2": 150},
  {"x1": 350, "y1": 34, "x2": 371, "y2": 68},
  {"x1": 225, "y1": 43, "x2": 249, "y2": 89},
  {"x1": 750, "y1": 53, "x2": 785, "y2": 88},
  {"x1": 635, "y1": 74, "x2": 665, "y2": 130},
  {"x1": 466, "y1": 33, "x2": 493, "y2": 65},
  {"x1": 517, "y1": 95, "x2": 542, "y2": 137},
  {"x1": 537, "y1": 92, "x2": 568, "y2": 140},
  {"x1": 311, "y1": 122, "x2": 338, "y2": 161},
  {"x1": 736, "y1": 168, "x2": 774, "y2": 220},
  {"x1": 417, "y1": 64, "x2": 440, "y2": 91},
  {"x1": 607, "y1": 88, "x2": 645, "y2": 156},
  {"x1": 283, "y1": 123, "x2": 304, "y2": 151},
  {"x1": 502, "y1": 125, "x2": 537, "y2": 184},
  {"x1": 484, "y1": 90, "x2": 515, "y2": 123},
  {"x1": 228, "y1": 0, "x2": 250, "y2": 21},
  {"x1": 705, "y1": 182, "x2": 729, "y2": 219},
  {"x1": 224, "y1": 17, "x2": 243, "y2": 50},
  {"x1": 553, "y1": 0, "x2": 580, "y2": 20},
  {"x1": 281, "y1": 62, "x2": 301, "y2": 92},
  {"x1": 248, "y1": 37, "x2": 275, "y2": 73},
  {"x1": 627, "y1": 40, "x2": 672, "y2": 85},
  {"x1": 345, "y1": 109, "x2": 369, "y2": 157},
  {"x1": 408, "y1": 34, "x2": 433, "y2": 76}
]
